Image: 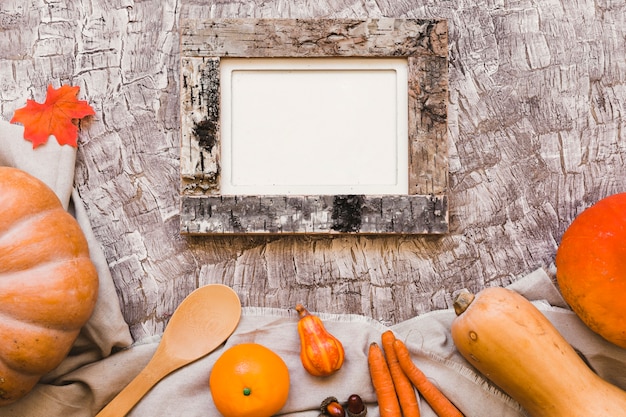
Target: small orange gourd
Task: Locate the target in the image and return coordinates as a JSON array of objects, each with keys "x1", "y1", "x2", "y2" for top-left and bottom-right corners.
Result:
[
  {"x1": 451, "y1": 287, "x2": 626, "y2": 417},
  {"x1": 555, "y1": 192, "x2": 626, "y2": 348},
  {"x1": 295, "y1": 304, "x2": 345, "y2": 377},
  {"x1": 0, "y1": 167, "x2": 99, "y2": 405}
]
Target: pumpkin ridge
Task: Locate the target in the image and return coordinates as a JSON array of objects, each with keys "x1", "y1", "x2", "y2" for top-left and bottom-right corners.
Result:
[
  {"x1": 0, "y1": 258, "x2": 98, "y2": 328},
  {"x1": 0, "y1": 209, "x2": 90, "y2": 273},
  {"x1": 0, "y1": 300, "x2": 89, "y2": 333},
  {"x1": 0, "y1": 255, "x2": 94, "y2": 281},
  {"x1": 0, "y1": 173, "x2": 60, "y2": 237},
  {"x1": 0, "y1": 204, "x2": 61, "y2": 238},
  {"x1": 0, "y1": 311, "x2": 79, "y2": 374},
  {"x1": 0, "y1": 356, "x2": 40, "y2": 406}
]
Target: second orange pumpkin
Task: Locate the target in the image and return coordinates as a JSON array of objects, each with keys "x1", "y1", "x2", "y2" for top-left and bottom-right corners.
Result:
[{"x1": 556, "y1": 192, "x2": 626, "y2": 348}]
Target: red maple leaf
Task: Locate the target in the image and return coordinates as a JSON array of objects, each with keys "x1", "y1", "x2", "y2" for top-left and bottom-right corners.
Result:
[{"x1": 10, "y1": 84, "x2": 95, "y2": 148}]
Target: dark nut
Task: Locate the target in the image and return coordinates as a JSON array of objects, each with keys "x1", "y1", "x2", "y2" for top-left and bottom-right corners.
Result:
[{"x1": 346, "y1": 394, "x2": 367, "y2": 417}]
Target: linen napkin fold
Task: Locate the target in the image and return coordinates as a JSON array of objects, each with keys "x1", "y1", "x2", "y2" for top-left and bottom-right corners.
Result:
[{"x1": 3, "y1": 120, "x2": 626, "y2": 417}]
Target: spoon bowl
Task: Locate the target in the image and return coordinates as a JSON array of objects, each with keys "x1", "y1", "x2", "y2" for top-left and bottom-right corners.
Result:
[{"x1": 95, "y1": 284, "x2": 242, "y2": 417}]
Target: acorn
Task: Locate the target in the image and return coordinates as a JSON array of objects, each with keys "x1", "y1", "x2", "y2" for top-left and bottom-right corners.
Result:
[
  {"x1": 320, "y1": 396, "x2": 345, "y2": 417},
  {"x1": 346, "y1": 394, "x2": 367, "y2": 417}
]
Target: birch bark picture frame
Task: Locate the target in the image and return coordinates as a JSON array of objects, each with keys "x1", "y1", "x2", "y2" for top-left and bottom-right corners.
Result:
[{"x1": 180, "y1": 18, "x2": 449, "y2": 234}]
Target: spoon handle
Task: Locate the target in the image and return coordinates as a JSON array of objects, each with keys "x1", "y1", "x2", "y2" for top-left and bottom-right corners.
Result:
[{"x1": 95, "y1": 357, "x2": 176, "y2": 417}]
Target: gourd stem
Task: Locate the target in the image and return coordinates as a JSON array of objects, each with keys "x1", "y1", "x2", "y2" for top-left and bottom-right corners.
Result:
[
  {"x1": 454, "y1": 289, "x2": 475, "y2": 316},
  {"x1": 295, "y1": 303, "x2": 309, "y2": 318}
]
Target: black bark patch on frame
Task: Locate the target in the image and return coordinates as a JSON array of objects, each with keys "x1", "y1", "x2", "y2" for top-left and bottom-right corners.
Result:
[
  {"x1": 331, "y1": 195, "x2": 364, "y2": 232},
  {"x1": 193, "y1": 118, "x2": 218, "y2": 153}
]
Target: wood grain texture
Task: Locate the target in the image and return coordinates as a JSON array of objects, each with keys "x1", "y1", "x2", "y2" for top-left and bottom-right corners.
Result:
[
  {"x1": 2, "y1": 0, "x2": 625, "y2": 341},
  {"x1": 180, "y1": 18, "x2": 446, "y2": 59},
  {"x1": 181, "y1": 194, "x2": 448, "y2": 234}
]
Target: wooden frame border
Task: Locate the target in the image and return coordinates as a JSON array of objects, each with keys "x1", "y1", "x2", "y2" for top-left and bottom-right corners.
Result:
[{"x1": 180, "y1": 18, "x2": 449, "y2": 234}]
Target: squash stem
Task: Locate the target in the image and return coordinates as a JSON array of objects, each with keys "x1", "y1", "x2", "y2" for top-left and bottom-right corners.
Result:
[{"x1": 453, "y1": 289, "x2": 475, "y2": 316}]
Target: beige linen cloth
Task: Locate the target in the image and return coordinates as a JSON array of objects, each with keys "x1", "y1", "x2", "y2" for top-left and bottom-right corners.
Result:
[{"x1": 2, "y1": 118, "x2": 626, "y2": 416}]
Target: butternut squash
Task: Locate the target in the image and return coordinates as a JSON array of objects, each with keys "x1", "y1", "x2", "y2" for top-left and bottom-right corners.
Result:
[{"x1": 451, "y1": 286, "x2": 626, "y2": 417}]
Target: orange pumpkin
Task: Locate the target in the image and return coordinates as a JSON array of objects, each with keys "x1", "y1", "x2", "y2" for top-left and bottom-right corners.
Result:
[
  {"x1": 556, "y1": 192, "x2": 626, "y2": 348},
  {"x1": 0, "y1": 166, "x2": 99, "y2": 405}
]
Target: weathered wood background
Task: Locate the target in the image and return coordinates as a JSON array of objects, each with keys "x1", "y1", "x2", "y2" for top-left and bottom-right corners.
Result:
[{"x1": 1, "y1": 0, "x2": 625, "y2": 342}]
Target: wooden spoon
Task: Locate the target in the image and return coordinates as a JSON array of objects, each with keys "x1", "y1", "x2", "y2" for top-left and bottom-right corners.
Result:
[{"x1": 95, "y1": 284, "x2": 242, "y2": 417}]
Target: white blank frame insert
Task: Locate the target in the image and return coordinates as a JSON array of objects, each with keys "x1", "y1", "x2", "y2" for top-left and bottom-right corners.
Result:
[
  {"x1": 220, "y1": 58, "x2": 409, "y2": 196},
  {"x1": 180, "y1": 18, "x2": 449, "y2": 234}
]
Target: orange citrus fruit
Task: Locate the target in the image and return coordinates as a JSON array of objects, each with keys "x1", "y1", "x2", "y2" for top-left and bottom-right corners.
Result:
[{"x1": 209, "y1": 343, "x2": 290, "y2": 417}]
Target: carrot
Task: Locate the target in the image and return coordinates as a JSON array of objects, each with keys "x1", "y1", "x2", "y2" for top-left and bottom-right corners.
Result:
[
  {"x1": 381, "y1": 330, "x2": 421, "y2": 417},
  {"x1": 393, "y1": 339, "x2": 464, "y2": 417},
  {"x1": 368, "y1": 342, "x2": 402, "y2": 417}
]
